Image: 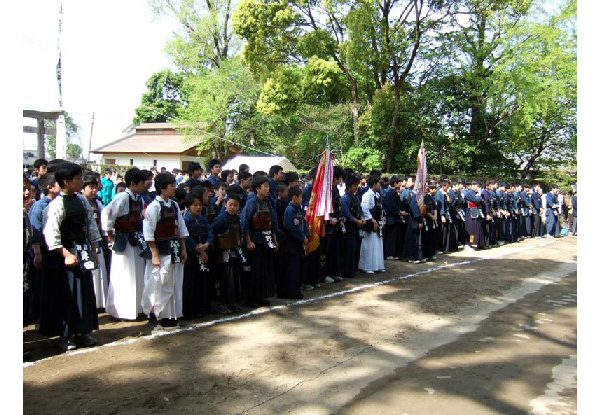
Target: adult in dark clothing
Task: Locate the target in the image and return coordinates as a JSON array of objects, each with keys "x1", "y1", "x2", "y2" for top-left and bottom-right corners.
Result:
[
  {"x1": 531, "y1": 185, "x2": 543, "y2": 237},
  {"x1": 464, "y1": 182, "x2": 485, "y2": 249},
  {"x1": 268, "y1": 165, "x2": 284, "y2": 197},
  {"x1": 341, "y1": 175, "x2": 365, "y2": 277},
  {"x1": 403, "y1": 186, "x2": 424, "y2": 263},
  {"x1": 183, "y1": 162, "x2": 203, "y2": 191},
  {"x1": 279, "y1": 187, "x2": 309, "y2": 299},
  {"x1": 445, "y1": 185, "x2": 460, "y2": 252},
  {"x1": 323, "y1": 167, "x2": 345, "y2": 282},
  {"x1": 571, "y1": 193, "x2": 577, "y2": 235},
  {"x1": 422, "y1": 183, "x2": 438, "y2": 260},
  {"x1": 545, "y1": 185, "x2": 561, "y2": 237},
  {"x1": 206, "y1": 159, "x2": 222, "y2": 186},
  {"x1": 382, "y1": 176, "x2": 404, "y2": 259},
  {"x1": 522, "y1": 185, "x2": 533, "y2": 237},
  {"x1": 435, "y1": 180, "x2": 450, "y2": 253}
]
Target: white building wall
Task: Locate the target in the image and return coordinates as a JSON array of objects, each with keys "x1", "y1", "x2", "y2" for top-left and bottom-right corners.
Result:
[{"x1": 100, "y1": 154, "x2": 183, "y2": 171}]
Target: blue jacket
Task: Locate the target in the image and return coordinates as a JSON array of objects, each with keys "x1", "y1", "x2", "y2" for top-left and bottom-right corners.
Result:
[
  {"x1": 183, "y1": 210, "x2": 214, "y2": 252},
  {"x1": 531, "y1": 192, "x2": 542, "y2": 212},
  {"x1": 382, "y1": 187, "x2": 402, "y2": 225},
  {"x1": 29, "y1": 195, "x2": 51, "y2": 244},
  {"x1": 283, "y1": 203, "x2": 309, "y2": 243},
  {"x1": 572, "y1": 195, "x2": 577, "y2": 217},
  {"x1": 241, "y1": 194, "x2": 279, "y2": 244}
]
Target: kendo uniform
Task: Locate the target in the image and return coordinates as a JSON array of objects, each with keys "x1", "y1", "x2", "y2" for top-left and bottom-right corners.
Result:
[
  {"x1": 531, "y1": 191, "x2": 543, "y2": 237},
  {"x1": 323, "y1": 184, "x2": 345, "y2": 279},
  {"x1": 274, "y1": 196, "x2": 288, "y2": 288},
  {"x1": 444, "y1": 189, "x2": 459, "y2": 252},
  {"x1": 458, "y1": 190, "x2": 469, "y2": 246},
  {"x1": 301, "y1": 183, "x2": 322, "y2": 287},
  {"x1": 422, "y1": 193, "x2": 437, "y2": 259},
  {"x1": 211, "y1": 210, "x2": 245, "y2": 312},
  {"x1": 571, "y1": 195, "x2": 577, "y2": 235},
  {"x1": 358, "y1": 188, "x2": 385, "y2": 273},
  {"x1": 521, "y1": 191, "x2": 532, "y2": 237},
  {"x1": 24, "y1": 207, "x2": 33, "y2": 325},
  {"x1": 488, "y1": 189, "x2": 499, "y2": 246},
  {"x1": 201, "y1": 202, "x2": 218, "y2": 225},
  {"x1": 28, "y1": 196, "x2": 53, "y2": 325},
  {"x1": 141, "y1": 196, "x2": 189, "y2": 322},
  {"x1": 495, "y1": 188, "x2": 506, "y2": 244},
  {"x1": 182, "y1": 210, "x2": 214, "y2": 317},
  {"x1": 280, "y1": 202, "x2": 309, "y2": 299},
  {"x1": 382, "y1": 186, "x2": 403, "y2": 259},
  {"x1": 88, "y1": 198, "x2": 110, "y2": 309},
  {"x1": 545, "y1": 192, "x2": 560, "y2": 237},
  {"x1": 403, "y1": 191, "x2": 423, "y2": 261},
  {"x1": 481, "y1": 189, "x2": 492, "y2": 248},
  {"x1": 435, "y1": 189, "x2": 447, "y2": 253},
  {"x1": 241, "y1": 194, "x2": 278, "y2": 306},
  {"x1": 464, "y1": 189, "x2": 485, "y2": 249},
  {"x1": 341, "y1": 191, "x2": 362, "y2": 278},
  {"x1": 503, "y1": 192, "x2": 514, "y2": 243},
  {"x1": 102, "y1": 188, "x2": 146, "y2": 320},
  {"x1": 43, "y1": 193, "x2": 101, "y2": 340}
]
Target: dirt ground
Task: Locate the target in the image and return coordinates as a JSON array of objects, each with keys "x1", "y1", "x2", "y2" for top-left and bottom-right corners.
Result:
[{"x1": 23, "y1": 236, "x2": 577, "y2": 415}]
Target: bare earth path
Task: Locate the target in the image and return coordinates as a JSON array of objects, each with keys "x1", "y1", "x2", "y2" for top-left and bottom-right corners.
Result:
[{"x1": 23, "y1": 236, "x2": 577, "y2": 415}]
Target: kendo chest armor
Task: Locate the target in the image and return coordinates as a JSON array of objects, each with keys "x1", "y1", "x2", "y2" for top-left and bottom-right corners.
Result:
[
  {"x1": 215, "y1": 219, "x2": 242, "y2": 250},
  {"x1": 251, "y1": 199, "x2": 271, "y2": 230},
  {"x1": 350, "y1": 196, "x2": 360, "y2": 219},
  {"x1": 154, "y1": 201, "x2": 178, "y2": 241},
  {"x1": 370, "y1": 196, "x2": 382, "y2": 222},
  {"x1": 114, "y1": 196, "x2": 143, "y2": 233},
  {"x1": 60, "y1": 195, "x2": 88, "y2": 247}
]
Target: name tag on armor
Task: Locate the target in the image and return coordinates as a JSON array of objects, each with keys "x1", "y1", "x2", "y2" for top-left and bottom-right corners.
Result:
[{"x1": 75, "y1": 243, "x2": 98, "y2": 271}]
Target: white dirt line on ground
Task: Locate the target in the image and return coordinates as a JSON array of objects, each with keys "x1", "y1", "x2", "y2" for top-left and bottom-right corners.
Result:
[{"x1": 23, "y1": 239, "x2": 557, "y2": 369}]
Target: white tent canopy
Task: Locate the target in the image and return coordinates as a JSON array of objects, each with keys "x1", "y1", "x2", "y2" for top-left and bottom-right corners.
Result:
[{"x1": 222, "y1": 155, "x2": 297, "y2": 173}]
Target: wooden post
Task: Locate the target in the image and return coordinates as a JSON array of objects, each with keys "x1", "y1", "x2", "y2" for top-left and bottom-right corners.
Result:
[{"x1": 37, "y1": 118, "x2": 45, "y2": 159}]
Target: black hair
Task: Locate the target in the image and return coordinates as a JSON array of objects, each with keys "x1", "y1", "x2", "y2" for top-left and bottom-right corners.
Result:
[
  {"x1": 174, "y1": 187, "x2": 187, "y2": 201},
  {"x1": 369, "y1": 169, "x2": 382, "y2": 177},
  {"x1": 276, "y1": 183, "x2": 288, "y2": 194},
  {"x1": 288, "y1": 186, "x2": 302, "y2": 200},
  {"x1": 207, "y1": 159, "x2": 221, "y2": 171},
  {"x1": 187, "y1": 162, "x2": 202, "y2": 174},
  {"x1": 220, "y1": 169, "x2": 232, "y2": 182},
  {"x1": 226, "y1": 184, "x2": 244, "y2": 196},
  {"x1": 115, "y1": 182, "x2": 127, "y2": 191},
  {"x1": 199, "y1": 181, "x2": 214, "y2": 191},
  {"x1": 82, "y1": 172, "x2": 98, "y2": 188},
  {"x1": 124, "y1": 167, "x2": 145, "y2": 187},
  {"x1": 284, "y1": 171, "x2": 299, "y2": 185},
  {"x1": 252, "y1": 175, "x2": 269, "y2": 192},
  {"x1": 333, "y1": 166, "x2": 343, "y2": 180},
  {"x1": 154, "y1": 172, "x2": 175, "y2": 192},
  {"x1": 189, "y1": 185, "x2": 205, "y2": 200},
  {"x1": 268, "y1": 165, "x2": 283, "y2": 178},
  {"x1": 226, "y1": 193, "x2": 241, "y2": 204},
  {"x1": 307, "y1": 167, "x2": 317, "y2": 180},
  {"x1": 238, "y1": 171, "x2": 253, "y2": 182},
  {"x1": 103, "y1": 168, "x2": 113, "y2": 175},
  {"x1": 141, "y1": 169, "x2": 154, "y2": 180},
  {"x1": 345, "y1": 174, "x2": 360, "y2": 189},
  {"x1": 213, "y1": 180, "x2": 227, "y2": 190},
  {"x1": 184, "y1": 192, "x2": 202, "y2": 208},
  {"x1": 253, "y1": 170, "x2": 267, "y2": 178},
  {"x1": 389, "y1": 176, "x2": 400, "y2": 187},
  {"x1": 239, "y1": 163, "x2": 249, "y2": 174},
  {"x1": 38, "y1": 172, "x2": 56, "y2": 195},
  {"x1": 55, "y1": 162, "x2": 83, "y2": 188},
  {"x1": 34, "y1": 158, "x2": 48, "y2": 169},
  {"x1": 47, "y1": 159, "x2": 66, "y2": 173},
  {"x1": 367, "y1": 175, "x2": 379, "y2": 189}
]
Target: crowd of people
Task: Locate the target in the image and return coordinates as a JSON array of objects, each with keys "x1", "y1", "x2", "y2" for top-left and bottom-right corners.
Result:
[{"x1": 22, "y1": 157, "x2": 577, "y2": 357}]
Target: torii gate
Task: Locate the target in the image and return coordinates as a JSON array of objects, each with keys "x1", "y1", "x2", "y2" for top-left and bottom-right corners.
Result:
[{"x1": 23, "y1": 108, "x2": 66, "y2": 160}]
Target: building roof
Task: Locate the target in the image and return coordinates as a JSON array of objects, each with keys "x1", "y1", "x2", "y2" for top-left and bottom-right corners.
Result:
[
  {"x1": 91, "y1": 123, "x2": 197, "y2": 154},
  {"x1": 222, "y1": 155, "x2": 297, "y2": 173}
]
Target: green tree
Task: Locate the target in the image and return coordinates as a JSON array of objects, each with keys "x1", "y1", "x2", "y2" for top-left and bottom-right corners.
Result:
[
  {"x1": 133, "y1": 69, "x2": 189, "y2": 124},
  {"x1": 45, "y1": 112, "x2": 81, "y2": 160}
]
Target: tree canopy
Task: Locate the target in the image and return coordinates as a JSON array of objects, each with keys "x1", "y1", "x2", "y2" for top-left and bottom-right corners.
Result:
[{"x1": 140, "y1": 0, "x2": 576, "y2": 177}]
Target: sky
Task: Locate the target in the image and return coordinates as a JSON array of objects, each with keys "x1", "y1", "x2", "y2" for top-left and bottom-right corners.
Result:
[{"x1": 22, "y1": 0, "x2": 179, "y2": 159}]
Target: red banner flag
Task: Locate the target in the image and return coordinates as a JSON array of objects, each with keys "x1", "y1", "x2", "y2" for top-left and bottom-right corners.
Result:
[{"x1": 305, "y1": 150, "x2": 334, "y2": 255}]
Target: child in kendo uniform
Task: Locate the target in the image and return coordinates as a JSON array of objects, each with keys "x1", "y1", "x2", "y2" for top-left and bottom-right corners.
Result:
[
  {"x1": 141, "y1": 172, "x2": 188, "y2": 328},
  {"x1": 211, "y1": 193, "x2": 245, "y2": 313},
  {"x1": 43, "y1": 162, "x2": 101, "y2": 351},
  {"x1": 81, "y1": 172, "x2": 110, "y2": 310},
  {"x1": 101, "y1": 168, "x2": 147, "y2": 321},
  {"x1": 182, "y1": 189, "x2": 213, "y2": 318}
]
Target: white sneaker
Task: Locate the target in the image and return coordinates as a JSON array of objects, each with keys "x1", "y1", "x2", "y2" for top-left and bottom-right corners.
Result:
[
  {"x1": 333, "y1": 276, "x2": 343, "y2": 282},
  {"x1": 386, "y1": 256, "x2": 395, "y2": 260},
  {"x1": 365, "y1": 271, "x2": 375, "y2": 274},
  {"x1": 324, "y1": 276, "x2": 335, "y2": 284},
  {"x1": 301, "y1": 284, "x2": 314, "y2": 291},
  {"x1": 463, "y1": 245, "x2": 475, "y2": 251},
  {"x1": 436, "y1": 251, "x2": 444, "y2": 255}
]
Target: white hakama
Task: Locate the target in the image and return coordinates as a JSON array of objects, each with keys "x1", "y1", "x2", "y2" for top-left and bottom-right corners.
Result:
[
  {"x1": 358, "y1": 188, "x2": 385, "y2": 272},
  {"x1": 105, "y1": 243, "x2": 145, "y2": 319},
  {"x1": 92, "y1": 246, "x2": 110, "y2": 309},
  {"x1": 141, "y1": 256, "x2": 184, "y2": 319}
]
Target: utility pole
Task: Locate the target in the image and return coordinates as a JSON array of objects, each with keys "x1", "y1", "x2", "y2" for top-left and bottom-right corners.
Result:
[
  {"x1": 55, "y1": 1, "x2": 68, "y2": 159},
  {"x1": 87, "y1": 112, "x2": 95, "y2": 162}
]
